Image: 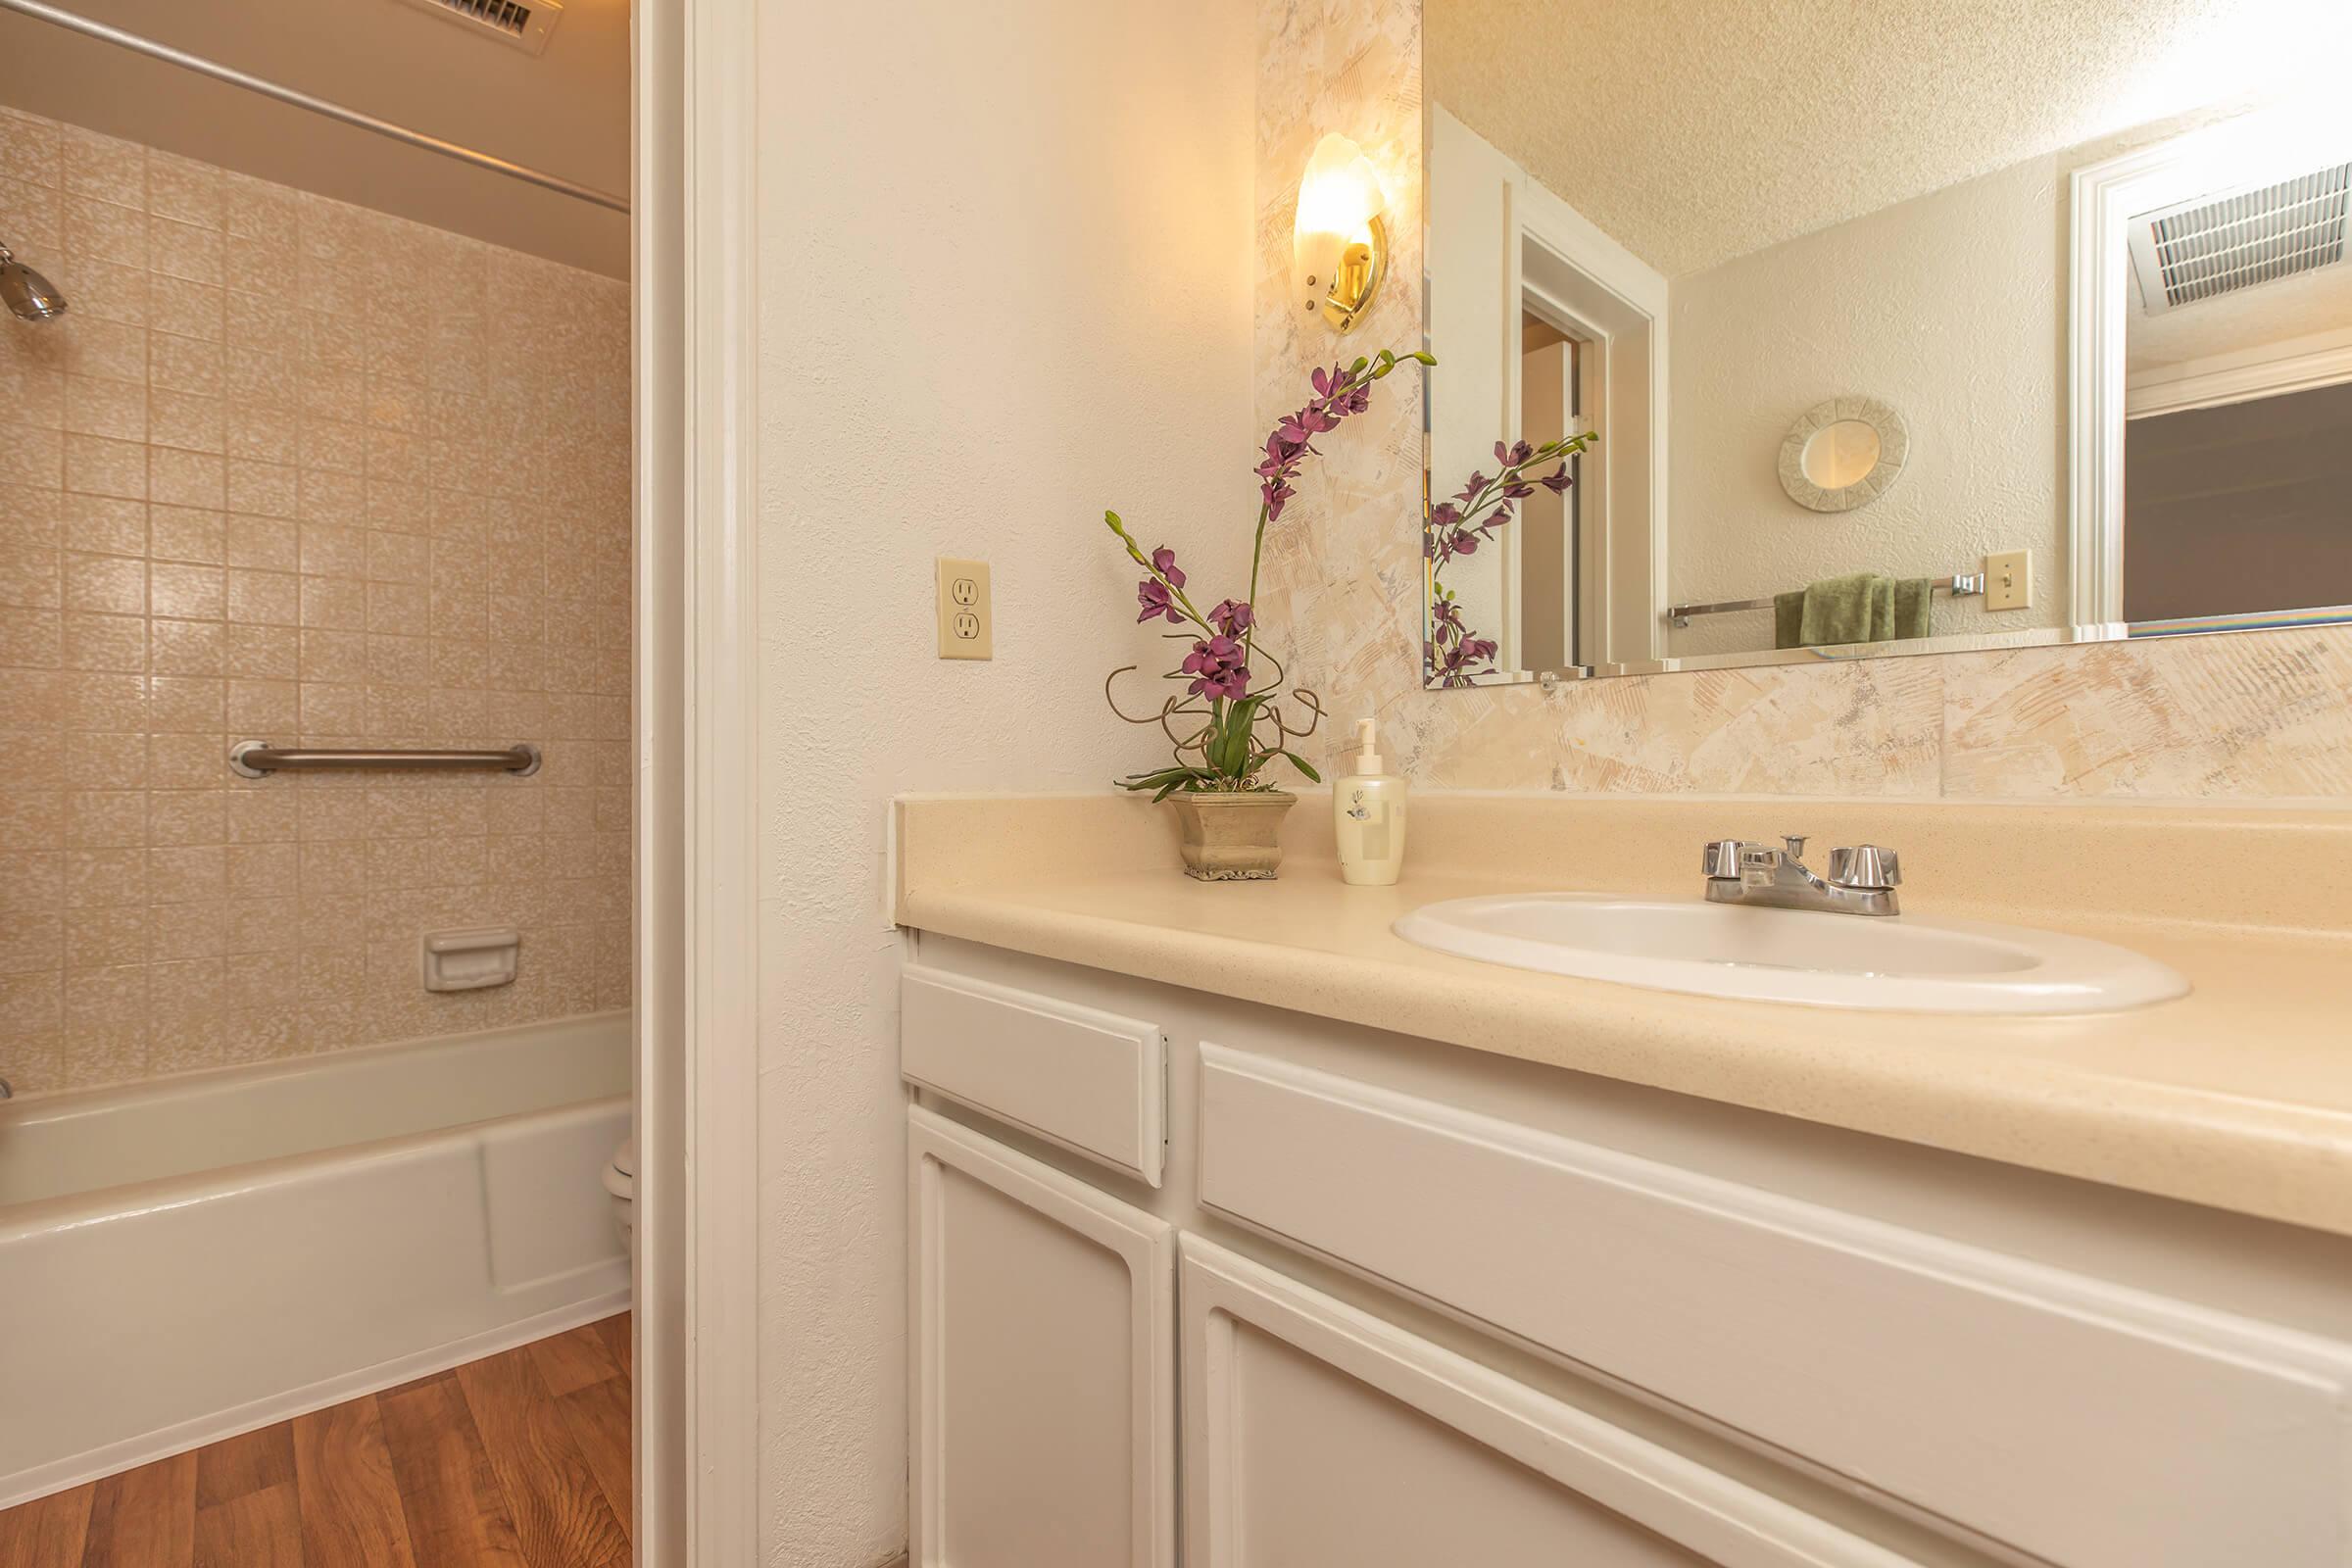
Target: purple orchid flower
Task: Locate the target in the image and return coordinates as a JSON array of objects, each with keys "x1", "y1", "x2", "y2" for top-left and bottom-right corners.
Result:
[
  {"x1": 1251, "y1": 363, "x2": 1382, "y2": 527},
  {"x1": 1136, "y1": 544, "x2": 1189, "y2": 623},
  {"x1": 1540, "y1": 464, "x2": 1573, "y2": 494},
  {"x1": 1181, "y1": 634, "x2": 1251, "y2": 701},
  {"x1": 1208, "y1": 599, "x2": 1254, "y2": 637},
  {"x1": 1137, "y1": 577, "x2": 1182, "y2": 624}
]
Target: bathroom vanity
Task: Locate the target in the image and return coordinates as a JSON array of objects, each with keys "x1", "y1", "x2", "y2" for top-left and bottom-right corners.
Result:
[{"x1": 894, "y1": 794, "x2": 2352, "y2": 1568}]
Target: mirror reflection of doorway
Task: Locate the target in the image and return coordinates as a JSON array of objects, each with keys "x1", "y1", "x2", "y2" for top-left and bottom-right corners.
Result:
[{"x1": 1518, "y1": 312, "x2": 1583, "y2": 671}]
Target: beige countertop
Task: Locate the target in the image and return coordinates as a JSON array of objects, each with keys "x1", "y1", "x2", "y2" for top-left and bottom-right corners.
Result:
[{"x1": 893, "y1": 792, "x2": 2352, "y2": 1238}]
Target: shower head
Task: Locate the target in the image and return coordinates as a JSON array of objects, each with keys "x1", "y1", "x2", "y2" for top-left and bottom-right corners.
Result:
[{"x1": 0, "y1": 242, "x2": 68, "y2": 322}]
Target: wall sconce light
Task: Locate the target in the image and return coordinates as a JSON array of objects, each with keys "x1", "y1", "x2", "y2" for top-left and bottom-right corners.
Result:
[{"x1": 1294, "y1": 133, "x2": 1389, "y2": 333}]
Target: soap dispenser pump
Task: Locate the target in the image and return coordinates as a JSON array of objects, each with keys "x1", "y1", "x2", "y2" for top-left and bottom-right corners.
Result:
[{"x1": 1334, "y1": 717, "x2": 1407, "y2": 886}]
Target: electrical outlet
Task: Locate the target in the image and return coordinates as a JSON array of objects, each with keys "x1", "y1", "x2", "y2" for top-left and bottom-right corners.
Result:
[
  {"x1": 1984, "y1": 550, "x2": 2032, "y2": 612},
  {"x1": 936, "y1": 559, "x2": 992, "y2": 660}
]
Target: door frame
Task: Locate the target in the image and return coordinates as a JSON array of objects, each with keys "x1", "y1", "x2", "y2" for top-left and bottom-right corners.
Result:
[
  {"x1": 633, "y1": 0, "x2": 762, "y2": 1561},
  {"x1": 2068, "y1": 102, "x2": 2352, "y2": 629}
]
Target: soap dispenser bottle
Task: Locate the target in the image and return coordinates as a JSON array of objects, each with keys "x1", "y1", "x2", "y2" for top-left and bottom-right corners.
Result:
[{"x1": 1334, "y1": 717, "x2": 1407, "y2": 886}]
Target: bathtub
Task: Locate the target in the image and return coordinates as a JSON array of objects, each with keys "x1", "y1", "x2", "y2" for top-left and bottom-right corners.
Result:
[{"x1": 0, "y1": 1011, "x2": 630, "y2": 1507}]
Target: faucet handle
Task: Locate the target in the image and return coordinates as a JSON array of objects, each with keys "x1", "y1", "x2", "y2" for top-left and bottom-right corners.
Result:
[
  {"x1": 1702, "y1": 840, "x2": 1742, "y2": 878},
  {"x1": 1828, "y1": 844, "x2": 1901, "y2": 890}
]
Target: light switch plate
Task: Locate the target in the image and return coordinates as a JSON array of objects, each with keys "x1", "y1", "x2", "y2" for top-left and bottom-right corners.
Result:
[
  {"x1": 1984, "y1": 550, "x2": 2032, "y2": 612},
  {"x1": 936, "y1": 558, "x2": 992, "y2": 660}
]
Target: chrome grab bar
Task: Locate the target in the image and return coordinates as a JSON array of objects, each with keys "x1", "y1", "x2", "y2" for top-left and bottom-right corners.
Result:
[{"x1": 229, "y1": 742, "x2": 541, "y2": 779}]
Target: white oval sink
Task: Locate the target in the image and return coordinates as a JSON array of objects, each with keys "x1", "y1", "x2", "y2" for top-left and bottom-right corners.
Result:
[{"x1": 1393, "y1": 894, "x2": 2188, "y2": 1014}]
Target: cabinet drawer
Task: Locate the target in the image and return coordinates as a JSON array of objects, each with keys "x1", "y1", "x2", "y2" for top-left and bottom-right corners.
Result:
[
  {"x1": 901, "y1": 963, "x2": 1165, "y2": 1186},
  {"x1": 1180, "y1": 1237, "x2": 1915, "y2": 1568},
  {"x1": 1198, "y1": 1043, "x2": 2352, "y2": 1568}
]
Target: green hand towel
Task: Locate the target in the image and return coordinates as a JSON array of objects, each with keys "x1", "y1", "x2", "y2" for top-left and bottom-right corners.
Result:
[
  {"x1": 1773, "y1": 589, "x2": 1806, "y2": 650},
  {"x1": 1797, "y1": 571, "x2": 1891, "y2": 648},
  {"x1": 1772, "y1": 573, "x2": 1936, "y2": 650},
  {"x1": 1891, "y1": 576, "x2": 1934, "y2": 641}
]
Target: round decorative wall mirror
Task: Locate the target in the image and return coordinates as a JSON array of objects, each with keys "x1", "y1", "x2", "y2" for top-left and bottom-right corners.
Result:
[{"x1": 1779, "y1": 397, "x2": 1908, "y2": 513}]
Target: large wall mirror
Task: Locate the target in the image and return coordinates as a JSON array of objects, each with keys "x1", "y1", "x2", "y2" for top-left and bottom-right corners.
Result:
[{"x1": 1420, "y1": 2, "x2": 2352, "y2": 686}]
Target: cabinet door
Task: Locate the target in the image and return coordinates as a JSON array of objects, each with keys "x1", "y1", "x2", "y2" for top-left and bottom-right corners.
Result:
[
  {"x1": 1197, "y1": 1043, "x2": 2352, "y2": 1567},
  {"x1": 909, "y1": 1107, "x2": 1176, "y2": 1568},
  {"x1": 1179, "y1": 1238, "x2": 1917, "y2": 1568}
]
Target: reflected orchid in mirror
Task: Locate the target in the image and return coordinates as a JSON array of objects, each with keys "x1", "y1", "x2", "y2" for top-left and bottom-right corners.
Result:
[
  {"x1": 1424, "y1": 432, "x2": 1598, "y2": 687},
  {"x1": 1103, "y1": 346, "x2": 1432, "y2": 799}
]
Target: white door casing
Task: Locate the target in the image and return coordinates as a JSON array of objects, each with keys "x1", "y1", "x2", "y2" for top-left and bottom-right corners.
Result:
[
  {"x1": 633, "y1": 0, "x2": 761, "y2": 1559},
  {"x1": 1428, "y1": 107, "x2": 1669, "y2": 671},
  {"x1": 2069, "y1": 105, "x2": 2352, "y2": 627}
]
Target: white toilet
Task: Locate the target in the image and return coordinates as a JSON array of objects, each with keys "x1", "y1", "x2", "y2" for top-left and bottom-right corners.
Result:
[{"x1": 603, "y1": 1134, "x2": 636, "y2": 1252}]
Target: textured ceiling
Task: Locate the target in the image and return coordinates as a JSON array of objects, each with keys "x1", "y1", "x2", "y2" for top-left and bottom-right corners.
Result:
[
  {"x1": 1429, "y1": 0, "x2": 2352, "y2": 278},
  {"x1": 0, "y1": 0, "x2": 628, "y2": 274}
]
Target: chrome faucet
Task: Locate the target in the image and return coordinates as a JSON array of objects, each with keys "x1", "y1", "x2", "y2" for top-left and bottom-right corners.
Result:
[{"x1": 1703, "y1": 834, "x2": 1902, "y2": 916}]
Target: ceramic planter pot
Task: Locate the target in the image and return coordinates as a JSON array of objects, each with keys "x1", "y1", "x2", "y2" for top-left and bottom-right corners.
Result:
[{"x1": 1168, "y1": 791, "x2": 1295, "y2": 881}]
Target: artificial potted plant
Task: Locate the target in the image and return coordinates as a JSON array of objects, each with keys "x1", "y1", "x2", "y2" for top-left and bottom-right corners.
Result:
[{"x1": 1102, "y1": 347, "x2": 1429, "y2": 879}]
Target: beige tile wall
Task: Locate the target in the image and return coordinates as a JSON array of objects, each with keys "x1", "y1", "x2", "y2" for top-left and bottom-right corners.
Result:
[
  {"x1": 0, "y1": 108, "x2": 631, "y2": 1099},
  {"x1": 1251, "y1": 0, "x2": 2352, "y2": 805}
]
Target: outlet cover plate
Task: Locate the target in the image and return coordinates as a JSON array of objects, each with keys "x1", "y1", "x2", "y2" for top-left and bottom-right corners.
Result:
[{"x1": 937, "y1": 559, "x2": 993, "y2": 660}]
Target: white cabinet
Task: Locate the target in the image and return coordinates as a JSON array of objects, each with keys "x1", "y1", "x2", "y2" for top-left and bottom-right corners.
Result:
[
  {"x1": 907, "y1": 1107, "x2": 1176, "y2": 1568},
  {"x1": 901, "y1": 938, "x2": 2352, "y2": 1568},
  {"x1": 1179, "y1": 1238, "x2": 1911, "y2": 1568}
]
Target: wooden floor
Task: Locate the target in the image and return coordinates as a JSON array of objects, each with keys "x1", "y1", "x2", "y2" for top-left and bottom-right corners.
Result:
[{"x1": 0, "y1": 1313, "x2": 632, "y2": 1568}]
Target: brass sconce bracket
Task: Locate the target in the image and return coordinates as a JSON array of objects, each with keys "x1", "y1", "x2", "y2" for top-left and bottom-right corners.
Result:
[{"x1": 1305, "y1": 212, "x2": 1390, "y2": 333}]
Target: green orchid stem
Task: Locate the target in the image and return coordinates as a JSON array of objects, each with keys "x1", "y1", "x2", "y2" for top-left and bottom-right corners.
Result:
[{"x1": 1242, "y1": 499, "x2": 1271, "y2": 665}]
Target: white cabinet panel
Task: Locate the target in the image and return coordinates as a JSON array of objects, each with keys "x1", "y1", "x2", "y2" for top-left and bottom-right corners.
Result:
[
  {"x1": 1196, "y1": 1043, "x2": 2352, "y2": 1568},
  {"x1": 903, "y1": 963, "x2": 1165, "y2": 1185},
  {"x1": 1180, "y1": 1238, "x2": 1916, "y2": 1568},
  {"x1": 908, "y1": 1107, "x2": 1175, "y2": 1568}
]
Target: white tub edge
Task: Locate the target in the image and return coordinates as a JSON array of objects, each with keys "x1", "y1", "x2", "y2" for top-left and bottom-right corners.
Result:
[
  {"x1": 1, "y1": 1007, "x2": 631, "y2": 1122},
  {"x1": 0, "y1": 1289, "x2": 629, "y2": 1512}
]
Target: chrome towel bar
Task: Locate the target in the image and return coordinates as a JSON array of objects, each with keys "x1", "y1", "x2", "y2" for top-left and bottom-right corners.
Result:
[
  {"x1": 1667, "y1": 572, "x2": 1986, "y2": 629},
  {"x1": 229, "y1": 742, "x2": 542, "y2": 779}
]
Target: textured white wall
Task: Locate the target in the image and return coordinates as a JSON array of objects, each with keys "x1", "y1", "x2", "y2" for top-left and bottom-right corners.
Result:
[
  {"x1": 753, "y1": 1, "x2": 1255, "y2": 1561},
  {"x1": 1666, "y1": 154, "x2": 2072, "y2": 657}
]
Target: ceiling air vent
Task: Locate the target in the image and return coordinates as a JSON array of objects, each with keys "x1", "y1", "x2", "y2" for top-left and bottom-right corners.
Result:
[
  {"x1": 395, "y1": 0, "x2": 563, "y2": 56},
  {"x1": 2128, "y1": 162, "x2": 2352, "y2": 315}
]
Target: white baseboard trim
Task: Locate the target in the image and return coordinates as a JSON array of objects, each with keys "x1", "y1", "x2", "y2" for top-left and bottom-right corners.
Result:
[{"x1": 0, "y1": 1289, "x2": 630, "y2": 1511}]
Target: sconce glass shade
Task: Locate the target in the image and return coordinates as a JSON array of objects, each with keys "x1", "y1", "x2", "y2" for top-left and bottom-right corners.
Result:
[{"x1": 1294, "y1": 133, "x2": 1389, "y2": 333}]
